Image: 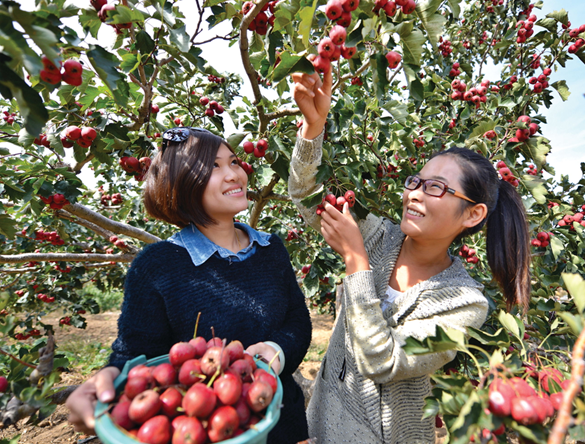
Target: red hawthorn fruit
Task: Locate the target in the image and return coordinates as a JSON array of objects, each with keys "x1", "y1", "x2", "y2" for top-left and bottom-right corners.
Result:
[
  {"x1": 344, "y1": 190, "x2": 356, "y2": 207},
  {"x1": 40, "y1": 69, "x2": 61, "y2": 85},
  {"x1": 77, "y1": 138, "x2": 92, "y2": 149},
  {"x1": 384, "y1": 1, "x2": 397, "y2": 16},
  {"x1": 539, "y1": 367, "x2": 563, "y2": 393},
  {"x1": 488, "y1": 379, "x2": 515, "y2": 416},
  {"x1": 325, "y1": 0, "x2": 343, "y2": 20},
  {"x1": 207, "y1": 406, "x2": 239, "y2": 442},
  {"x1": 245, "y1": 380, "x2": 273, "y2": 413},
  {"x1": 169, "y1": 342, "x2": 196, "y2": 367},
  {"x1": 0, "y1": 376, "x2": 8, "y2": 393},
  {"x1": 253, "y1": 147, "x2": 266, "y2": 158},
  {"x1": 329, "y1": 44, "x2": 342, "y2": 61},
  {"x1": 318, "y1": 37, "x2": 336, "y2": 59},
  {"x1": 340, "y1": 44, "x2": 357, "y2": 59},
  {"x1": 385, "y1": 51, "x2": 401, "y2": 69},
  {"x1": 150, "y1": 104, "x2": 159, "y2": 113},
  {"x1": 182, "y1": 382, "x2": 217, "y2": 418},
  {"x1": 243, "y1": 141, "x2": 255, "y2": 154},
  {"x1": 136, "y1": 415, "x2": 171, "y2": 444},
  {"x1": 98, "y1": 3, "x2": 116, "y2": 21},
  {"x1": 550, "y1": 392, "x2": 563, "y2": 410},
  {"x1": 213, "y1": 372, "x2": 243, "y2": 405},
  {"x1": 129, "y1": 390, "x2": 163, "y2": 424},
  {"x1": 152, "y1": 363, "x2": 177, "y2": 386},
  {"x1": 511, "y1": 397, "x2": 539, "y2": 425},
  {"x1": 201, "y1": 346, "x2": 230, "y2": 376},
  {"x1": 159, "y1": 387, "x2": 183, "y2": 418},
  {"x1": 111, "y1": 400, "x2": 135, "y2": 430},
  {"x1": 336, "y1": 10, "x2": 352, "y2": 27},
  {"x1": 312, "y1": 55, "x2": 331, "y2": 74},
  {"x1": 401, "y1": 0, "x2": 416, "y2": 14},
  {"x1": 340, "y1": 0, "x2": 359, "y2": 12},
  {"x1": 205, "y1": 108, "x2": 215, "y2": 117},
  {"x1": 125, "y1": 376, "x2": 152, "y2": 400},
  {"x1": 241, "y1": 1, "x2": 254, "y2": 14},
  {"x1": 172, "y1": 416, "x2": 207, "y2": 444},
  {"x1": 178, "y1": 359, "x2": 204, "y2": 386},
  {"x1": 329, "y1": 25, "x2": 347, "y2": 45},
  {"x1": 81, "y1": 127, "x2": 97, "y2": 141},
  {"x1": 63, "y1": 59, "x2": 83, "y2": 77},
  {"x1": 510, "y1": 377, "x2": 537, "y2": 397},
  {"x1": 256, "y1": 139, "x2": 268, "y2": 151}
]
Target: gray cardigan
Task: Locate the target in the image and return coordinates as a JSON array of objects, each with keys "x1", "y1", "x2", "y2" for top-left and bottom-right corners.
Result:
[{"x1": 289, "y1": 132, "x2": 489, "y2": 443}]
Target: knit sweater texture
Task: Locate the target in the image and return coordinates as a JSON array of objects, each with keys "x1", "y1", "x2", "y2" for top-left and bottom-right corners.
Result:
[
  {"x1": 109, "y1": 235, "x2": 312, "y2": 444},
  {"x1": 289, "y1": 133, "x2": 489, "y2": 443}
]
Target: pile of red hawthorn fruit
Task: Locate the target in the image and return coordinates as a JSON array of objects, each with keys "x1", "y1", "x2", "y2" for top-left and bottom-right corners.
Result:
[
  {"x1": 105, "y1": 338, "x2": 278, "y2": 444},
  {"x1": 242, "y1": 139, "x2": 269, "y2": 158},
  {"x1": 242, "y1": 0, "x2": 277, "y2": 35},
  {"x1": 372, "y1": 0, "x2": 416, "y2": 16},
  {"x1": 495, "y1": 160, "x2": 520, "y2": 188},
  {"x1": 557, "y1": 205, "x2": 585, "y2": 229},
  {"x1": 316, "y1": 190, "x2": 356, "y2": 215},
  {"x1": 459, "y1": 244, "x2": 479, "y2": 264},
  {"x1": 2, "y1": 110, "x2": 16, "y2": 125},
  {"x1": 487, "y1": 366, "x2": 572, "y2": 430},
  {"x1": 311, "y1": 0, "x2": 363, "y2": 74},
  {"x1": 120, "y1": 156, "x2": 151, "y2": 181},
  {"x1": 39, "y1": 55, "x2": 84, "y2": 86},
  {"x1": 531, "y1": 231, "x2": 552, "y2": 248},
  {"x1": 199, "y1": 97, "x2": 225, "y2": 118},
  {"x1": 62, "y1": 125, "x2": 98, "y2": 149}
]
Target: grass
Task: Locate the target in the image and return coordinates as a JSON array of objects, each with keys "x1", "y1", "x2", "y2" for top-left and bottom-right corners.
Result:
[
  {"x1": 80, "y1": 284, "x2": 124, "y2": 312},
  {"x1": 303, "y1": 342, "x2": 327, "y2": 362},
  {"x1": 59, "y1": 339, "x2": 112, "y2": 375}
]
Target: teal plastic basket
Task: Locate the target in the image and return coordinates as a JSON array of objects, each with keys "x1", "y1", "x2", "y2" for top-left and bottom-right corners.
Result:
[{"x1": 95, "y1": 354, "x2": 283, "y2": 444}]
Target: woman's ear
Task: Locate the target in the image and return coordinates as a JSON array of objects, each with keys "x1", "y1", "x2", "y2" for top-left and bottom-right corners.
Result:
[{"x1": 463, "y1": 203, "x2": 488, "y2": 228}]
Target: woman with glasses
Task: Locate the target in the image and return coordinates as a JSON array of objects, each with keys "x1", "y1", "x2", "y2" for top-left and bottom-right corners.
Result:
[
  {"x1": 66, "y1": 127, "x2": 312, "y2": 443},
  {"x1": 289, "y1": 69, "x2": 531, "y2": 443}
]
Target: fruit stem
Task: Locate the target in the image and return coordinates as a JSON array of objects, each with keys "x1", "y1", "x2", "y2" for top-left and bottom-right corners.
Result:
[
  {"x1": 193, "y1": 311, "x2": 201, "y2": 338},
  {"x1": 0, "y1": 348, "x2": 37, "y2": 369},
  {"x1": 267, "y1": 350, "x2": 280, "y2": 375}
]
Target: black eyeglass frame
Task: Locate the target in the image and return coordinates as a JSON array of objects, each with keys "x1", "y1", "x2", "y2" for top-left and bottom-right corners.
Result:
[
  {"x1": 404, "y1": 175, "x2": 477, "y2": 204},
  {"x1": 161, "y1": 127, "x2": 214, "y2": 153}
]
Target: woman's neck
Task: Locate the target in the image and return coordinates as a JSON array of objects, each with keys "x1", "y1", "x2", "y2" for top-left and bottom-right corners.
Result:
[{"x1": 196, "y1": 219, "x2": 243, "y2": 253}]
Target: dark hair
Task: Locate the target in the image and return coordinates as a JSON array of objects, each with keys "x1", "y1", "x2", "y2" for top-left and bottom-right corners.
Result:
[
  {"x1": 143, "y1": 131, "x2": 232, "y2": 228},
  {"x1": 432, "y1": 147, "x2": 531, "y2": 312}
]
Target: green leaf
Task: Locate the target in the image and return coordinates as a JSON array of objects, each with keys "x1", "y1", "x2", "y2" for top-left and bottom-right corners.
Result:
[
  {"x1": 136, "y1": 30, "x2": 155, "y2": 54},
  {"x1": 446, "y1": 0, "x2": 461, "y2": 18},
  {"x1": 0, "y1": 215, "x2": 17, "y2": 238},
  {"x1": 403, "y1": 325, "x2": 460, "y2": 355},
  {"x1": 272, "y1": 52, "x2": 314, "y2": 83},
  {"x1": 467, "y1": 327, "x2": 510, "y2": 347},
  {"x1": 120, "y1": 53, "x2": 140, "y2": 73},
  {"x1": 498, "y1": 311, "x2": 521, "y2": 338},
  {"x1": 414, "y1": 0, "x2": 445, "y2": 49},
  {"x1": 371, "y1": 52, "x2": 389, "y2": 100},
  {"x1": 301, "y1": 191, "x2": 324, "y2": 209},
  {"x1": 0, "y1": 60, "x2": 49, "y2": 136},
  {"x1": 522, "y1": 175, "x2": 547, "y2": 205},
  {"x1": 86, "y1": 45, "x2": 128, "y2": 107},
  {"x1": 468, "y1": 120, "x2": 496, "y2": 139},
  {"x1": 169, "y1": 25, "x2": 190, "y2": 53},
  {"x1": 551, "y1": 80, "x2": 570, "y2": 101},
  {"x1": 546, "y1": 9, "x2": 569, "y2": 25},
  {"x1": 110, "y1": 5, "x2": 145, "y2": 25},
  {"x1": 400, "y1": 28, "x2": 425, "y2": 66},
  {"x1": 550, "y1": 235, "x2": 564, "y2": 261},
  {"x1": 558, "y1": 312, "x2": 584, "y2": 337},
  {"x1": 526, "y1": 137, "x2": 550, "y2": 170},
  {"x1": 410, "y1": 78, "x2": 424, "y2": 101},
  {"x1": 561, "y1": 272, "x2": 585, "y2": 315},
  {"x1": 271, "y1": 153, "x2": 290, "y2": 182},
  {"x1": 298, "y1": 0, "x2": 318, "y2": 48},
  {"x1": 226, "y1": 132, "x2": 247, "y2": 148}
]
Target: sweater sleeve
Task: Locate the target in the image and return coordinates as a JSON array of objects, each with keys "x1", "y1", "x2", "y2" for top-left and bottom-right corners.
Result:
[
  {"x1": 343, "y1": 271, "x2": 488, "y2": 384},
  {"x1": 108, "y1": 244, "x2": 174, "y2": 370},
  {"x1": 289, "y1": 131, "x2": 325, "y2": 233},
  {"x1": 265, "y1": 237, "x2": 312, "y2": 377}
]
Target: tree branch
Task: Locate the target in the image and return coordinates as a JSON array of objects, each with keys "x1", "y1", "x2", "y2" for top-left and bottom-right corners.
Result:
[
  {"x1": 72, "y1": 153, "x2": 95, "y2": 173},
  {"x1": 265, "y1": 108, "x2": 302, "y2": 120},
  {"x1": 0, "y1": 253, "x2": 135, "y2": 264},
  {"x1": 249, "y1": 173, "x2": 280, "y2": 228},
  {"x1": 63, "y1": 203, "x2": 161, "y2": 244}
]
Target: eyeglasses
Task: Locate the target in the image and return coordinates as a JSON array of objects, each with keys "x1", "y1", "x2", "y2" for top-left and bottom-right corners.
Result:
[
  {"x1": 404, "y1": 175, "x2": 476, "y2": 204},
  {"x1": 161, "y1": 127, "x2": 214, "y2": 152}
]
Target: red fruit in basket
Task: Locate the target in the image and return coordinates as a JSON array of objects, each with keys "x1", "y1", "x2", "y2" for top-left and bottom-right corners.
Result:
[
  {"x1": 201, "y1": 346, "x2": 230, "y2": 376},
  {"x1": 207, "y1": 406, "x2": 239, "y2": 443},
  {"x1": 169, "y1": 342, "x2": 196, "y2": 367},
  {"x1": 183, "y1": 382, "x2": 217, "y2": 418},
  {"x1": 189, "y1": 337, "x2": 208, "y2": 358},
  {"x1": 254, "y1": 368, "x2": 277, "y2": 393},
  {"x1": 245, "y1": 380, "x2": 273, "y2": 412},
  {"x1": 159, "y1": 387, "x2": 183, "y2": 418},
  {"x1": 128, "y1": 364, "x2": 154, "y2": 382},
  {"x1": 125, "y1": 376, "x2": 152, "y2": 400},
  {"x1": 136, "y1": 415, "x2": 171, "y2": 444},
  {"x1": 110, "y1": 400, "x2": 135, "y2": 430},
  {"x1": 229, "y1": 359, "x2": 253, "y2": 382},
  {"x1": 207, "y1": 337, "x2": 223, "y2": 348},
  {"x1": 243, "y1": 354, "x2": 257, "y2": 372},
  {"x1": 129, "y1": 390, "x2": 162, "y2": 424},
  {"x1": 233, "y1": 396, "x2": 251, "y2": 427},
  {"x1": 225, "y1": 340, "x2": 245, "y2": 363},
  {"x1": 172, "y1": 416, "x2": 207, "y2": 444},
  {"x1": 152, "y1": 363, "x2": 177, "y2": 387},
  {"x1": 213, "y1": 373, "x2": 243, "y2": 405},
  {"x1": 178, "y1": 359, "x2": 205, "y2": 386}
]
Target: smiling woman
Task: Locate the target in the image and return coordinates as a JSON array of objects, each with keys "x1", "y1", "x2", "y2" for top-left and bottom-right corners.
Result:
[
  {"x1": 288, "y1": 67, "x2": 532, "y2": 444},
  {"x1": 65, "y1": 127, "x2": 312, "y2": 444}
]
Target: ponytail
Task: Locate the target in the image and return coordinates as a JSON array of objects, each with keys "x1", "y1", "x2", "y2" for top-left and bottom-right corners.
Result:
[
  {"x1": 431, "y1": 148, "x2": 531, "y2": 312},
  {"x1": 485, "y1": 180, "x2": 531, "y2": 312}
]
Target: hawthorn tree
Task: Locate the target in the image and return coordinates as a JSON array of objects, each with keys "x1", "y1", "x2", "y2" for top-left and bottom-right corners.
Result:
[{"x1": 0, "y1": 0, "x2": 585, "y2": 442}]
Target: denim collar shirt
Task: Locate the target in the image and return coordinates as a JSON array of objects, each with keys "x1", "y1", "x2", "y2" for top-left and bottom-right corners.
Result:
[{"x1": 167, "y1": 222, "x2": 272, "y2": 267}]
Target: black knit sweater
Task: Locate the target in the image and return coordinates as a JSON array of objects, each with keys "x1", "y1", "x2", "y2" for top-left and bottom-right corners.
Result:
[{"x1": 109, "y1": 235, "x2": 312, "y2": 443}]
